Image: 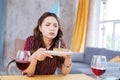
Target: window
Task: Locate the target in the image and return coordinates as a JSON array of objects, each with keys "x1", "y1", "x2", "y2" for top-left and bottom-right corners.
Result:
[{"x1": 98, "y1": 0, "x2": 120, "y2": 50}]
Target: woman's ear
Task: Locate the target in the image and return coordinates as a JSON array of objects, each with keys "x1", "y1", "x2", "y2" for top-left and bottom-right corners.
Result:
[{"x1": 39, "y1": 25, "x2": 42, "y2": 32}]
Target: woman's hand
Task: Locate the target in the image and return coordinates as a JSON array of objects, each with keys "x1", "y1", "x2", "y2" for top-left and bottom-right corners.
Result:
[
  {"x1": 63, "y1": 55, "x2": 71, "y2": 60},
  {"x1": 31, "y1": 48, "x2": 53, "y2": 61},
  {"x1": 62, "y1": 50, "x2": 71, "y2": 66},
  {"x1": 62, "y1": 54, "x2": 71, "y2": 67},
  {"x1": 61, "y1": 54, "x2": 71, "y2": 75}
]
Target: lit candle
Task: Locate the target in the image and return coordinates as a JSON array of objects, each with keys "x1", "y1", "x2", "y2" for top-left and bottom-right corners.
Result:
[{"x1": 58, "y1": 39, "x2": 61, "y2": 48}]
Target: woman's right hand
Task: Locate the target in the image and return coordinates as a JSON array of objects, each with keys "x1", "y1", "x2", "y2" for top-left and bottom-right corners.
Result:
[{"x1": 31, "y1": 48, "x2": 53, "y2": 61}]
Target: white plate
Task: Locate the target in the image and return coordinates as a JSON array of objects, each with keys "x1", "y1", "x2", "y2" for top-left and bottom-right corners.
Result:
[{"x1": 44, "y1": 50, "x2": 72, "y2": 56}]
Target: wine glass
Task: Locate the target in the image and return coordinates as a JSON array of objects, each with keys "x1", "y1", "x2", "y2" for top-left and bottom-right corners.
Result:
[
  {"x1": 91, "y1": 55, "x2": 107, "y2": 80},
  {"x1": 15, "y1": 50, "x2": 31, "y2": 74}
]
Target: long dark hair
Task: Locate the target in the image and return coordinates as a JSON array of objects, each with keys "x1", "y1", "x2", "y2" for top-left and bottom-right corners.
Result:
[{"x1": 33, "y1": 12, "x2": 63, "y2": 52}]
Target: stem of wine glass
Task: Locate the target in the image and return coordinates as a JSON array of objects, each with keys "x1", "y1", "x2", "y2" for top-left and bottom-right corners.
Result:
[
  {"x1": 21, "y1": 71, "x2": 23, "y2": 75},
  {"x1": 96, "y1": 76, "x2": 99, "y2": 80}
]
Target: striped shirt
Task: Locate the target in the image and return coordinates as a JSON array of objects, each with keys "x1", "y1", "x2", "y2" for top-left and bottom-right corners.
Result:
[{"x1": 24, "y1": 36, "x2": 66, "y2": 75}]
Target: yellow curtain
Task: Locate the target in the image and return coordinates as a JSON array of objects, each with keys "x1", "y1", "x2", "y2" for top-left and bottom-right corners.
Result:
[{"x1": 70, "y1": 0, "x2": 90, "y2": 52}]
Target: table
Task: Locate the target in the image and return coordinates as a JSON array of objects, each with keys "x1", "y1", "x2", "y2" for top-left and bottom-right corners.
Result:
[{"x1": 0, "y1": 74, "x2": 94, "y2": 80}]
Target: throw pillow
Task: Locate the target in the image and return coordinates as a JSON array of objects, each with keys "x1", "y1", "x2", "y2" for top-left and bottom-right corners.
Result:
[{"x1": 109, "y1": 56, "x2": 120, "y2": 62}]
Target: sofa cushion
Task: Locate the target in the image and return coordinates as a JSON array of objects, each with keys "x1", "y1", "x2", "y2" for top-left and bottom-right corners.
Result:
[
  {"x1": 57, "y1": 62, "x2": 93, "y2": 75},
  {"x1": 70, "y1": 62, "x2": 92, "y2": 75},
  {"x1": 84, "y1": 47, "x2": 104, "y2": 64},
  {"x1": 71, "y1": 52, "x2": 84, "y2": 62},
  {"x1": 105, "y1": 62, "x2": 120, "y2": 76}
]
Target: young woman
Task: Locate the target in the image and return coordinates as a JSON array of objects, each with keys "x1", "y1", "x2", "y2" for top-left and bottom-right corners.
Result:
[{"x1": 24, "y1": 12, "x2": 71, "y2": 76}]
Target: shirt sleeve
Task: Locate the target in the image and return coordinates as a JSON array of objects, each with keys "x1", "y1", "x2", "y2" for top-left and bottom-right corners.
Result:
[{"x1": 24, "y1": 36, "x2": 34, "y2": 51}]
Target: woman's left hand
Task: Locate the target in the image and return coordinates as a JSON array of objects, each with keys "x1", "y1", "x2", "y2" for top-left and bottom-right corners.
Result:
[
  {"x1": 63, "y1": 55, "x2": 71, "y2": 66},
  {"x1": 62, "y1": 55, "x2": 71, "y2": 60}
]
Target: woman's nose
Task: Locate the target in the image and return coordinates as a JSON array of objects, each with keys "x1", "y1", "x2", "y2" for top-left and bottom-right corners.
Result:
[{"x1": 50, "y1": 25, "x2": 54, "y2": 30}]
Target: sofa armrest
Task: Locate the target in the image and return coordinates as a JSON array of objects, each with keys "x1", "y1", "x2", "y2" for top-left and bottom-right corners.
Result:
[{"x1": 71, "y1": 52, "x2": 84, "y2": 62}]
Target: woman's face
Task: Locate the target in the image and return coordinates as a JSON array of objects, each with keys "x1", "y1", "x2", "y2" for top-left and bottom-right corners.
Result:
[{"x1": 39, "y1": 16, "x2": 59, "y2": 40}]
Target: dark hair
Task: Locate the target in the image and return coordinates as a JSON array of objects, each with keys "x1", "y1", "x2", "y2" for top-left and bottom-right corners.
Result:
[{"x1": 33, "y1": 12, "x2": 63, "y2": 51}]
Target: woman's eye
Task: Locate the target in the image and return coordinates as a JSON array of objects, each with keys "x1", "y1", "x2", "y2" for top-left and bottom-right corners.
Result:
[
  {"x1": 46, "y1": 24, "x2": 50, "y2": 26},
  {"x1": 54, "y1": 25, "x2": 58, "y2": 27},
  {"x1": 54, "y1": 24, "x2": 58, "y2": 27}
]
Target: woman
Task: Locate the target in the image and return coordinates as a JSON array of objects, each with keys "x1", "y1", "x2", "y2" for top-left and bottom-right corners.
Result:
[{"x1": 24, "y1": 12, "x2": 71, "y2": 76}]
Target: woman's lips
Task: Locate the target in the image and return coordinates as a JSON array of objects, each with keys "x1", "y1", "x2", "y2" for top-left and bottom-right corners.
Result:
[{"x1": 49, "y1": 32, "x2": 55, "y2": 36}]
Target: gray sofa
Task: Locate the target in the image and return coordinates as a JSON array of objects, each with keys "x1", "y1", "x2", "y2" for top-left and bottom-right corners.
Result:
[{"x1": 58, "y1": 47, "x2": 120, "y2": 77}]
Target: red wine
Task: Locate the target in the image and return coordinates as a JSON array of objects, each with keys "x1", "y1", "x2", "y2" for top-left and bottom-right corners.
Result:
[
  {"x1": 91, "y1": 67, "x2": 106, "y2": 76},
  {"x1": 16, "y1": 60, "x2": 30, "y2": 71}
]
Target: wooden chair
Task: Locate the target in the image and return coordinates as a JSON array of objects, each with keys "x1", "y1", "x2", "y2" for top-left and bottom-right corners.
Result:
[{"x1": 6, "y1": 38, "x2": 25, "y2": 75}]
